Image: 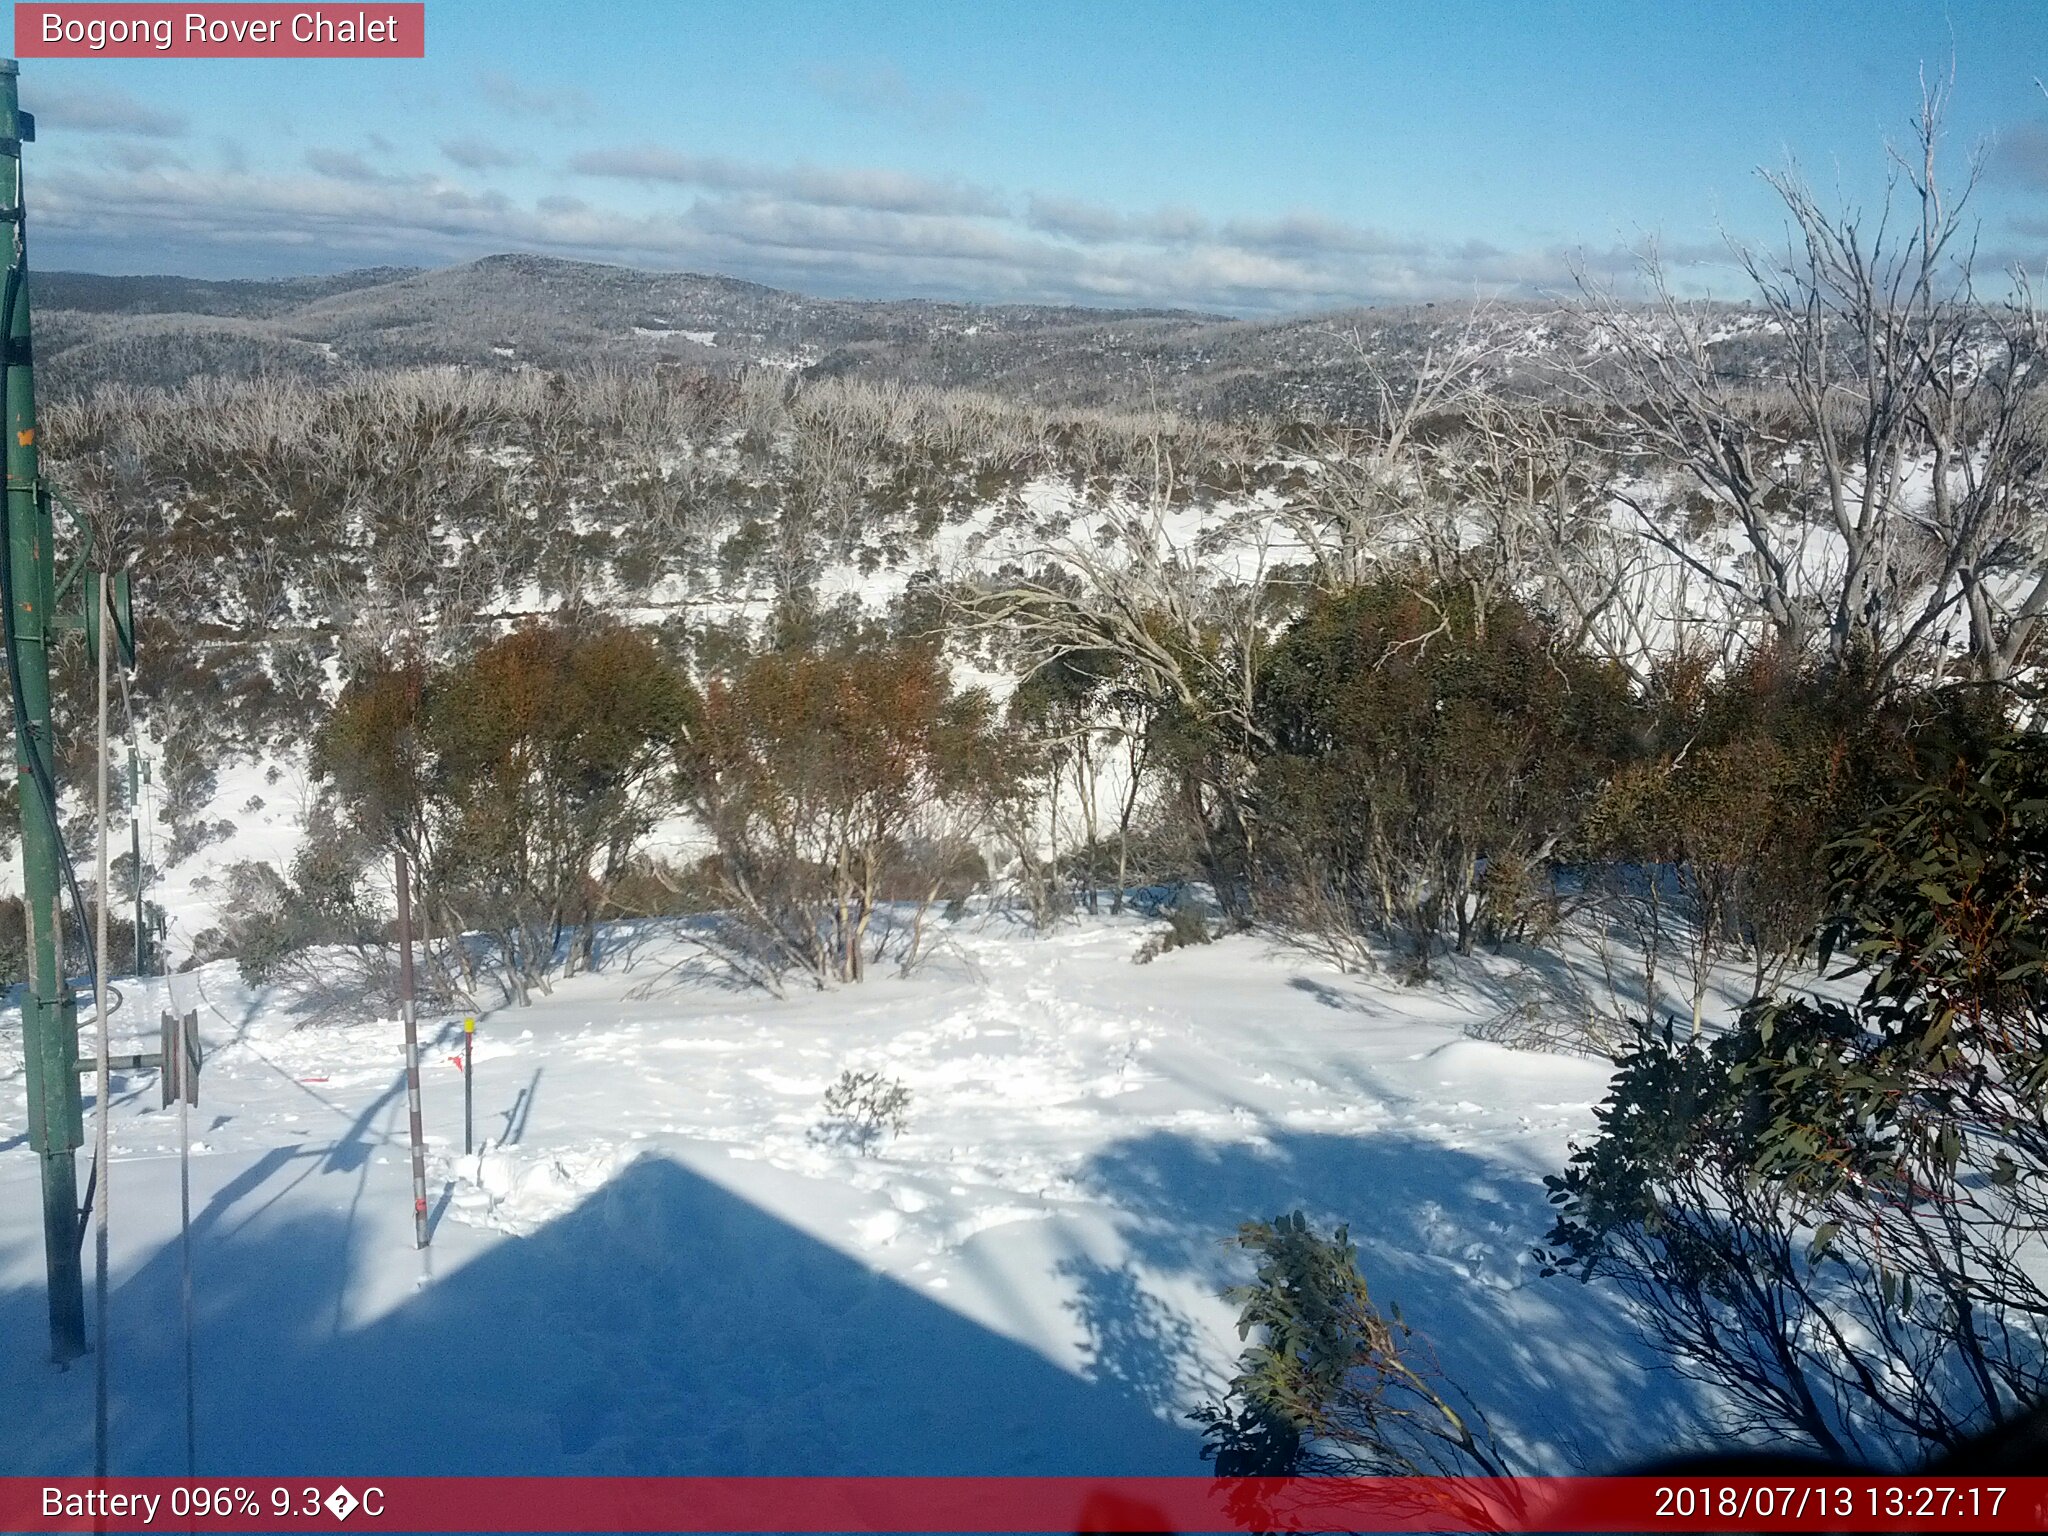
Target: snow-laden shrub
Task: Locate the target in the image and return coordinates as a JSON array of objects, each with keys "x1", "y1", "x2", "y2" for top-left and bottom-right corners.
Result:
[
  {"x1": 205, "y1": 807, "x2": 416, "y2": 1015},
  {"x1": 810, "y1": 1069, "x2": 912, "y2": 1157}
]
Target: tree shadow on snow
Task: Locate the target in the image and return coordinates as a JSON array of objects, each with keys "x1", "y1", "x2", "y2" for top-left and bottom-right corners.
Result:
[
  {"x1": 1285, "y1": 976, "x2": 1366, "y2": 1012},
  {"x1": 0, "y1": 1153, "x2": 1199, "y2": 1478},
  {"x1": 1057, "y1": 1255, "x2": 1230, "y2": 1421},
  {"x1": 583, "y1": 918, "x2": 668, "y2": 975},
  {"x1": 1070, "y1": 1128, "x2": 1716, "y2": 1472}
]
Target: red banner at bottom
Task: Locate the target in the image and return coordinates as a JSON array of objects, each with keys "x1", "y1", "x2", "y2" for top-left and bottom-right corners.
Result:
[{"x1": 5, "y1": 1475, "x2": 2047, "y2": 1532}]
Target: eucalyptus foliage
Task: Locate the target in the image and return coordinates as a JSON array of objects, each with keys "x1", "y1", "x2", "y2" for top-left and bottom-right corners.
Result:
[{"x1": 1542, "y1": 728, "x2": 2048, "y2": 1464}]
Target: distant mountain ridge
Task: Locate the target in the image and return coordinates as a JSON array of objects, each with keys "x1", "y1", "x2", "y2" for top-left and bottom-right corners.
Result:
[
  {"x1": 30, "y1": 253, "x2": 1232, "y2": 398},
  {"x1": 30, "y1": 252, "x2": 1772, "y2": 418},
  {"x1": 31, "y1": 266, "x2": 424, "y2": 318}
]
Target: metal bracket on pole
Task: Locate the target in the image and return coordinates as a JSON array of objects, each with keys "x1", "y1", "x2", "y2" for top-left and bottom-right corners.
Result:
[
  {"x1": 24, "y1": 985, "x2": 82, "y2": 1153},
  {"x1": 85, "y1": 569, "x2": 135, "y2": 667},
  {"x1": 61, "y1": 1010, "x2": 198, "y2": 1104},
  {"x1": 159, "y1": 1010, "x2": 200, "y2": 1108}
]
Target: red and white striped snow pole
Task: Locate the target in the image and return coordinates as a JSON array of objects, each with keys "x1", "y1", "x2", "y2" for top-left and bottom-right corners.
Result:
[{"x1": 396, "y1": 849, "x2": 429, "y2": 1249}]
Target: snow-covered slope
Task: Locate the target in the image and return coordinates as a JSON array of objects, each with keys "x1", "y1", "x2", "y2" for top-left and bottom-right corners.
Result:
[{"x1": 1, "y1": 914, "x2": 1713, "y2": 1477}]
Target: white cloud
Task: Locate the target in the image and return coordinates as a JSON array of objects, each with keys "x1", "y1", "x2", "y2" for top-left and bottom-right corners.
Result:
[
  {"x1": 475, "y1": 70, "x2": 591, "y2": 124},
  {"x1": 102, "y1": 142, "x2": 186, "y2": 174},
  {"x1": 571, "y1": 146, "x2": 1007, "y2": 218},
  {"x1": 1990, "y1": 119, "x2": 2048, "y2": 195},
  {"x1": 22, "y1": 85, "x2": 185, "y2": 138},
  {"x1": 305, "y1": 148, "x2": 391, "y2": 184},
  {"x1": 32, "y1": 150, "x2": 1728, "y2": 313},
  {"x1": 1220, "y1": 212, "x2": 1430, "y2": 260},
  {"x1": 442, "y1": 137, "x2": 529, "y2": 171},
  {"x1": 798, "y1": 61, "x2": 978, "y2": 130},
  {"x1": 1026, "y1": 196, "x2": 1211, "y2": 244}
]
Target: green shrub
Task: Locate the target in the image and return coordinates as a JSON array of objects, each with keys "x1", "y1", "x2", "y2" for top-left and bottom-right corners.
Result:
[
  {"x1": 1543, "y1": 726, "x2": 2048, "y2": 1465},
  {"x1": 1193, "y1": 1211, "x2": 1513, "y2": 1479},
  {"x1": 1254, "y1": 576, "x2": 1634, "y2": 971}
]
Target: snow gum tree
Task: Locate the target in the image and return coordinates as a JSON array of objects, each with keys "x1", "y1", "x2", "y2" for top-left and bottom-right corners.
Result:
[
  {"x1": 1253, "y1": 576, "x2": 1635, "y2": 972},
  {"x1": 313, "y1": 620, "x2": 688, "y2": 1003},
  {"x1": 1003, "y1": 646, "x2": 1160, "y2": 921},
  {"x1": 426, "y1": 623, "x2": 689, "y2": 993},
  {"x1": 671, "y1": 641, "x2": 1015, "y2": 987},
  {"x1": 1583, "y1": 649, "x2": 1996, "y2": 1030},
  {"x1": 1577, "y1": 83, "x2": 2048, "y2": 693}
]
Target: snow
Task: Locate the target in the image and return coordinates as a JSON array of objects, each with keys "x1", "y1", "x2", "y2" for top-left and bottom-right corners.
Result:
[
  {"x1": 1, "y1": 912, "x2": 1718, "y2": 1477},
  {"x1": 0, "y1": 747, "x2": 311, "y2": 962},
  {"x1": 631, "y1": 327, "x2": 715, "y2": 345}
]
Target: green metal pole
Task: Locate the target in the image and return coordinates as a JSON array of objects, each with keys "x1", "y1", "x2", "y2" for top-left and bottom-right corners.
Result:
[
  {"x1": 2, "y1": 58, "x2": 87, "y2": 1364},
  {"x1": 130, "y1": 748, "x2": 143, "y2": 977}
]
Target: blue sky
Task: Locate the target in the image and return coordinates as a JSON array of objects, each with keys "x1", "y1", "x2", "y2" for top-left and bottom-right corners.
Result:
[{"x1": 13, "y1": 0, "x2": 2048, "y2": 312}]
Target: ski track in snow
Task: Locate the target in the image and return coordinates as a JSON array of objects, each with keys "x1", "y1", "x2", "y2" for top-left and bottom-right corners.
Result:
[{"x1": 1, "y1": 914, "x2": 1723, "y2": 1476}]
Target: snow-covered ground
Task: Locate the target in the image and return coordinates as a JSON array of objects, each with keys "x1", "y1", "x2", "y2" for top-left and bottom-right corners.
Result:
[{"x1": 2, "y1": 913, "x2": 1716, "y2": 1478}]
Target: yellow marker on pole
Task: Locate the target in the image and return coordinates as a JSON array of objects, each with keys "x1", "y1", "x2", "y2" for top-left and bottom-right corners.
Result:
[{"x1": 462, "y1": 1016, "x2": 475, "y2": 1155}]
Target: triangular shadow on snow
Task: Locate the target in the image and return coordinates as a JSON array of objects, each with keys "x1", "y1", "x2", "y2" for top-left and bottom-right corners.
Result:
[{"x1": 1, "y1": 1152, "x2": 1199, "y2": 1477}]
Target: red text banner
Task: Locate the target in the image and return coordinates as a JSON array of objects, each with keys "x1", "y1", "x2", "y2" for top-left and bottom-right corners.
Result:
[
  {"x1": 15, "y1": 5, "x2": 424, "y2": 58},
  {"x1": 4, "y1": 1476, "x2": 2048, "y2": 1532}
]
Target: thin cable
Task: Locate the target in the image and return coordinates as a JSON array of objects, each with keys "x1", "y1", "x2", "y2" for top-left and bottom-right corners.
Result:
[
  {"x1": 119, "y1": 662, "x2": 143, "y2": 969},
  {"x1": 118, "y1": 661, "x2": 161, "y2": 979},
  {"x1": 178, "y1": 1042, "x2": 193, "y2": 1477},
  {"x1": 122, "y1": 661, "x2": 194, "y2": 1475},
  {"x1": 91, "y1": 567, "x2": 111, "y2": 1479}
]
